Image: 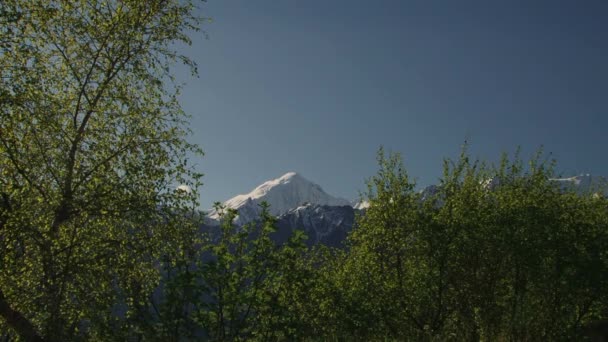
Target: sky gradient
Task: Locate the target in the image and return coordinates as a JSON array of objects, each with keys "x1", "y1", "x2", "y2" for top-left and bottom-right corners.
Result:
[{"x1": 175, "y1": 0, "x2": 608, "y2": 208}]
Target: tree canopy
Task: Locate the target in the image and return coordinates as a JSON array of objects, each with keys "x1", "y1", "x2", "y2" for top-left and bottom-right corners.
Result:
[
  {"x1": 1, "y1": 1, "x2": 607, "y2": 340},
  {"x1": 303, "y1": 147, "x2": 608, "y2": 340},
  {"x1": 0, "y1": 0, "x2": 204, "y2": 340}
]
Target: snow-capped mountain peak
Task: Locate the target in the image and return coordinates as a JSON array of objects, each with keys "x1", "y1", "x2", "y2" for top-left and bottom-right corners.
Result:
[{"x1": 208, "y1": 172, "x2": 351, "y2": 224}]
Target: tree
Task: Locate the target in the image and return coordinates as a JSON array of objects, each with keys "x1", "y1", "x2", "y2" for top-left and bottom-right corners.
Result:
[
  {"x1": 145, "y1": 202, "x2": 313, "y2": 341},
  {"x1": 0, "y1": 0, "x2": 205, "y2": 340},
  {"x1": 327, "y1": 146, "x2": 608, "y2": 340}
]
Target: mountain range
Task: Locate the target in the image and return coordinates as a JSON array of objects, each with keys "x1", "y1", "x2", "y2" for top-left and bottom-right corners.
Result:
[{"x1": 203, "y1": 172, "x2": 606, "y2": 246}]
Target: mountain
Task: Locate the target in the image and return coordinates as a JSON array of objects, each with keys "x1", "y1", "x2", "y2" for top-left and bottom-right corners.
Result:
[
  {"x1": 203, "y1": 171, "x2": 606, "y2": 247},
  {"x1": 550, "y1": 174, "x2": 607, "y2": 195},
  {"x1": 207, "y1": 172, "x2": 351, "y2": 225},
  {"x1": 275, "y1": 203, "x2": 358, "y2": 247}
]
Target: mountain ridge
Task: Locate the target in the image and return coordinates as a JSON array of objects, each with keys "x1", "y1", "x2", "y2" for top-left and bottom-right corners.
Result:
[{"x1": 204, "y1": 172, "x2": 607, "y2": 243}]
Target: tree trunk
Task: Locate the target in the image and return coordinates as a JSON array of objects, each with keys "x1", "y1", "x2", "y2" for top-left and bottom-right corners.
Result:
[{"x1": 0, "y1": 290, "x2": 45, "y2": 342}]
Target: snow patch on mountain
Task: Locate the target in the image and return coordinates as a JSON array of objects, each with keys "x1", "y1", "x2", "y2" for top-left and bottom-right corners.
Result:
[
  {"x1": 352, "y1": 200, "x2": 370, "y2": 210},
  {"x1": 550, "y1": 174, "x2": 607, "y2": 196},
  {"x1": 550, "y1": 174, "x2": 593, "y2": 188}
]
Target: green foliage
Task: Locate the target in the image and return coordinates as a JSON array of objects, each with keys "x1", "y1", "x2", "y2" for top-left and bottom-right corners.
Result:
[
  {"x1": 1, "y1": 2, "x2": 606, "y2": 340},
  {"x1": 146, "y1": 202, "x2": 314, "y2": 341},
  {"x1": 197, "y1": 202, "x2": 280, "y2": 340},
  {"x1": 0, "y1": 0, "x2": 205, "y2": 340},
  {"x1": 316, "y1": 146, "x2": 608, "y2": 340}
]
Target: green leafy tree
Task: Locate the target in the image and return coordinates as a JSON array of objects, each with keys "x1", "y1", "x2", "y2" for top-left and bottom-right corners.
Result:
[
  {"x1": 147, "y1": 202, "x2": 320, "y2": 341},
  {"x1": 327, "y1": 146, "x2": 608, "y2": 340},
  {"x1": 251, "y1": 228, "x2": 316, "y2": 340},
  {"x1": 0, "y1": 0, "x2": 205, "y2": 340},
  {"x1": 195, "y1": 204, "x2": 280, "y2": 341}
]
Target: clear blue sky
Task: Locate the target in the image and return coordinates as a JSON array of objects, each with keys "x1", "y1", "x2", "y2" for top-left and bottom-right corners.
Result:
[{"x1": 175, "y1": 0, "x2": 608, "y2": 209}]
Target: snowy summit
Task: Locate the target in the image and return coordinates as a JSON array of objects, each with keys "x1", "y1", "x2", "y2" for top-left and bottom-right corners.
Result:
[{"x1": 207, "y1": 172, "x2": 351, "y2": 225}]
